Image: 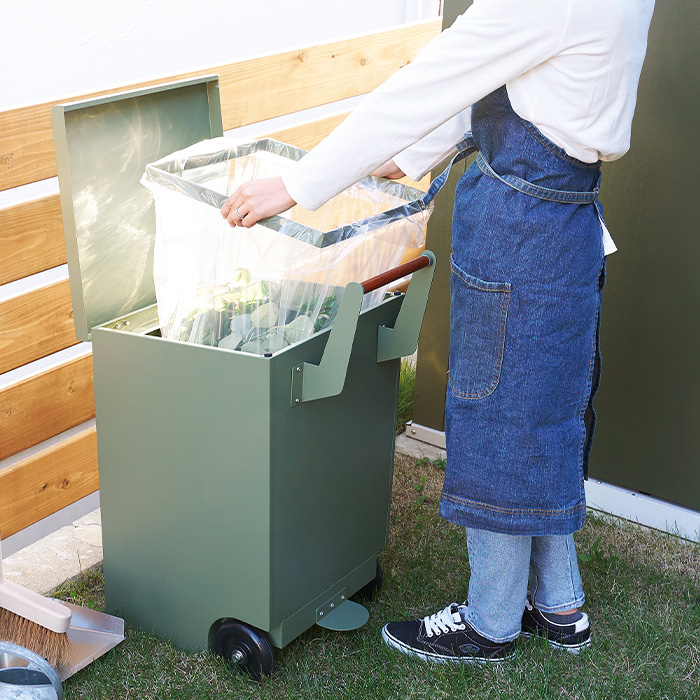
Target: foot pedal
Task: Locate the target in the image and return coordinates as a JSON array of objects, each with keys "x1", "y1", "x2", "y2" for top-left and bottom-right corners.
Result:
[{"x1": 316, "y1": 599, "x2": 369, "y2": 631}]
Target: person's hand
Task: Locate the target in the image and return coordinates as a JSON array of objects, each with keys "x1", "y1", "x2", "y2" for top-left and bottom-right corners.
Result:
[
  {"x1": 371, "y1": 159, "x2": 406, "y2": 180},
  {"x1": 221, "y1": 177, "x2": 296, "y2": 228}
]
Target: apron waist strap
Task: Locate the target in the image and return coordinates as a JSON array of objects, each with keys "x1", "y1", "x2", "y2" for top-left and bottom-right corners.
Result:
[
  {"x1": 421, "y1": 134, "x2": 477, "y2": 208},
  {"x1": 476, "y1": 151, "x2": 599, "y2": 204}
]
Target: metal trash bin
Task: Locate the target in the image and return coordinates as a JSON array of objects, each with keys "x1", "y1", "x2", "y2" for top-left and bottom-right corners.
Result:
[
  {"x1": 0, "y1": 642, "x2": 64, "y2": 699},
  {"x1": 52, "y1": 76, "x2": 436, "y2": 677}
]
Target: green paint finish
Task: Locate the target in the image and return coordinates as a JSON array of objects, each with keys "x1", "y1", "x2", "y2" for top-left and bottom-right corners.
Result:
[
  {"x1": 291, "y1": 283, "x2": 364, "y2": 405},
  {"x1": 291, "y1": 255, "x2": 436, "y2": 407},
  {"x1": 266, "y1": 557, "x2": 376, "y2": 647},
  {"x1": 91, "y1": 295, "x2": 403, "y2": 652},
  {"x1": 92, "y1": 327, "x2": 274, "y2": 648},
  {"x1": 52, "y1": 76, "x2": 223, "y2": 341},
  {"x1": 377, "y1": 252, "x2": 436, "y2": 363},
  {"x1": 54, "y1": 77, "x2": 428, "y2": 656},
  {"x1": 267, "y1": 297, "x2": 402, "y2": 641}
]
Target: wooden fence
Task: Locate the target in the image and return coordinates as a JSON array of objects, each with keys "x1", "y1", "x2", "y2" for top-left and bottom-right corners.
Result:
[{"x1": 0, "y1": 18, "x2": 440, "y2": 540}]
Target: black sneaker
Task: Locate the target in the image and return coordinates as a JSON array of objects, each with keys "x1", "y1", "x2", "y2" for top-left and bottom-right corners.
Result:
[
  {"x1": 381, "y1": 603, "x2": 516, "y2": 664},
  {"x1": 520, "y1": 600, "x2": 591, "y2": 654}
]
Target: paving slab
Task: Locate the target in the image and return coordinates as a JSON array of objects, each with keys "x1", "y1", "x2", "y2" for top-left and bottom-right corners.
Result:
[
  {"x1": 395, "y1": 432, "x2": 446, "y2": 462},
  {"x1": 3, "y1": 510, "x2": 103, "y2": 595}
]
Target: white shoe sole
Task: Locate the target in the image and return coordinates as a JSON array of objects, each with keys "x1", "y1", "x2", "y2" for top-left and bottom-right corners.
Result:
[
  {"x1": 520, "y1": 631, "x2": 592, "y2": 655},
  {"x1": 382, "y1": 625, "x2": 514, "y2": 665}
]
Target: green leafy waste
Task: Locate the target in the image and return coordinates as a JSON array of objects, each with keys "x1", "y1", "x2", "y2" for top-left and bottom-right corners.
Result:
[{"x1": 171, "y1": 269, "x2": 341, "y2": 355}]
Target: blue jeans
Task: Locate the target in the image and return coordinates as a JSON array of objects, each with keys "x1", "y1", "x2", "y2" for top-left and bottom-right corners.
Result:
[{"x1": 465, "y1": 528, "x2": 585, "y2": 643}]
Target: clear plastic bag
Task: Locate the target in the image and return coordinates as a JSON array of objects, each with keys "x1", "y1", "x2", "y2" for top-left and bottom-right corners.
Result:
[{"x1": 141, "y1": 137, "x2": 433, "y2": 355}]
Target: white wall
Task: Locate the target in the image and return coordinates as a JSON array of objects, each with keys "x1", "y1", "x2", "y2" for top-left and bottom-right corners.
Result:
[{"x1": 1, "y1": 0, "x2": 439, "y2": 109}]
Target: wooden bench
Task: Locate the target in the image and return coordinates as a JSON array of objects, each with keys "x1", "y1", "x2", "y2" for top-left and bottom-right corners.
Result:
[{"x1": 0, "y1": 18, "x2": 441, "y2": 540}]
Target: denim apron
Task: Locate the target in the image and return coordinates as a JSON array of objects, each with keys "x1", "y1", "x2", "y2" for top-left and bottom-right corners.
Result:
[{"x1": 438, "y1": 86, "x2": 606, "y2": 537}]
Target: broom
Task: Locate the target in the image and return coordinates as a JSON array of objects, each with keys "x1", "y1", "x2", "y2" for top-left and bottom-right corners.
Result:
[{"x1": 0, "y1": 537, "x2": 72, "y2": 667}]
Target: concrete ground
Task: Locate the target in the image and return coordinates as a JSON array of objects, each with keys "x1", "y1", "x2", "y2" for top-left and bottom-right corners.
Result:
[
  {"x1": 2, "y1": 434, "x2": 444, "y2": 594},
  {"x1": 3, "y1": 509, "x2": 104, "y2": 594}
]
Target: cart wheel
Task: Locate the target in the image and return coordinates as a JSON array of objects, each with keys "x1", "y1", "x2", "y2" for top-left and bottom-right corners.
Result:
[
  {"x1": 354, "y1": 561, "x2": 383, "y2": 601},
  {"x1": 211, "y1": 619, "x2": 275, "y2": 680}
]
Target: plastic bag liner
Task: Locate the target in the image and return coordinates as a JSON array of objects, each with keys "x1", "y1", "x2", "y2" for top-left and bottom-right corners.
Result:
[{"x1": 141, "y1": 137, "x2": 433, "y2": 356}]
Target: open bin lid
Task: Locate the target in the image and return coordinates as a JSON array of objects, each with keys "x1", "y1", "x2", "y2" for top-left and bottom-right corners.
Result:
[{"x1": 52, "y1": 76, "x2": 223, "y2": 341}]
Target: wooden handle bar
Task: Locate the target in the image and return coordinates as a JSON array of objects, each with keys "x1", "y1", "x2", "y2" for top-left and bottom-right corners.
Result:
[{"x1": 360, "y1": 254, "x2": 433, "y2": 295}]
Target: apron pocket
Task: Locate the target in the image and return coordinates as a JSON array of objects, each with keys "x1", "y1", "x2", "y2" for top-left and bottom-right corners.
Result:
[{"x1": 449, "y1": 257, "x2": 511, "y2": 400}]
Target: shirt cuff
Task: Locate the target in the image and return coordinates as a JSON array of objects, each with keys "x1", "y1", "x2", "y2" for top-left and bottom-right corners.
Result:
[{"x1": 281, "y1": 169, "x2": 318, "y2": 211}]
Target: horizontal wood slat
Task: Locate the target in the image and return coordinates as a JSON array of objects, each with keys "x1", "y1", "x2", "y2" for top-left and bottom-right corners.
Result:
[
  {"x1": 0, "y1": 354, "x2": 95, "y2": 462},
  {"x1": 0, "y1": 194, "x2": 65, "y2": 284},
  {"x1": 264, "y1": 112, "x2": 350, "y2": 152},
  {"x1": 0, "y1": 427, "x2": 98, "y2": 539},
  {"x1": 0, "y1": 19, "x2": 440, "y2": 191},
  {"x1": 0, "y1": 279, "x2": 78, "y2": 375},
  {"x1": 0, "y1": 112, "x2": 349, "y2": 282}
]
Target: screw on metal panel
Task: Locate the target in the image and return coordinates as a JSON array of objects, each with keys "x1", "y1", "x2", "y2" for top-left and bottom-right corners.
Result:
[
  {"x1": 319, "y1": 611, "x2": 324, "y2": 616},
  {"x1": 411, "y1": 428, "x2": 416, "y2": 435},
  {"x1": 341, "y1": 595, "x2": 345, "y2": 600},
  {"x1": 330, "y1": 603, "x2": 335, "y2": 608},
  {"x1": 295, "y1": 398, "x2": 300, "y2": 404},
  {"x1": 124, "y1": 321, "x2": 130, "y2": 326},
  {"x1": 115, "y1": 324, "x2": 121, "y2": 329},
  {"x1": 295, "y1": 366, "x2": 301, "y2": 372}
]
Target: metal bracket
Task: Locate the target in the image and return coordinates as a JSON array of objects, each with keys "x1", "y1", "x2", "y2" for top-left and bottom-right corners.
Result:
[
  {"x1": 315, "y1": 588, "x2": 348, "y2": 623},
  {"x1": 291, "y1": 282, "x2": 364, "y2": 406},
  {"x1": 376, "y1": 250, "x2": 436, "y2": 363}
]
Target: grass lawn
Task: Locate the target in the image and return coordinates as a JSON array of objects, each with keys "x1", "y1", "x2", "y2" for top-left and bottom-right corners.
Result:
[{"x1": 56, "y1": 453, "x2": 700, "y2": 699}]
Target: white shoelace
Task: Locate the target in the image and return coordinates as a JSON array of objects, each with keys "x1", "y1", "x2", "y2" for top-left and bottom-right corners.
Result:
[{"x1": 422, "y1": 603, "x2": 466, "y2": 637}]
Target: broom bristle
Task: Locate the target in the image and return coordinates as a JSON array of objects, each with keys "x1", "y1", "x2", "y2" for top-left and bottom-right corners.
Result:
[{"x1": 0, "y1": 606, "x2": 71, "y2": 668}]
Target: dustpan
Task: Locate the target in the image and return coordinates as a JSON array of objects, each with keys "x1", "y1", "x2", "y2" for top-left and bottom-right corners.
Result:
[
  {"x1": 1, "y1": 535, "x2": 124, "y2": 682},
  {"x1": 54, "y1": 601, "x2": 125, "y2": 681},
  {"x1": 0, "y1": 603, "x2": 124, "y2": 684}
]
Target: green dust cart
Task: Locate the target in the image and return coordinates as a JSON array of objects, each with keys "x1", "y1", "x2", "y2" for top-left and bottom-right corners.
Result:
[{"x1": 52, "y1": 77, "x2": 434, "y2": 677}]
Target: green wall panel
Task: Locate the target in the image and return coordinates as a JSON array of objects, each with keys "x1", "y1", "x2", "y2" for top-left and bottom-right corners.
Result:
[{"x1": 589, "y1": 2, "x2": 700, "y2": 511}]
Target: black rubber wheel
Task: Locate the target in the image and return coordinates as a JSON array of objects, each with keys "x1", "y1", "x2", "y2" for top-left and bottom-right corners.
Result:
[
  {"x1": 353, "y1": 561, "x2": 383, "y2": 601},
  {"x1": 211, "y1": 619, "x2": 275, "y2": 680}
]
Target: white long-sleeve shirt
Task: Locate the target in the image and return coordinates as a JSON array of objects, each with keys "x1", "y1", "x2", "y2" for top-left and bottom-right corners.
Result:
[{"x1": 283, "y1": 0, "x2": 655, "y2": 223}]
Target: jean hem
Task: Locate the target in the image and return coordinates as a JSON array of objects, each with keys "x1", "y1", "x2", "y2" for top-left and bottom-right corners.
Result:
[
  {"x1": 465, "y1": 611, "x2": 520, "y2": 645},
  {"x1": 532, "y1": 597, "x2": 586, "y2": 614}
]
